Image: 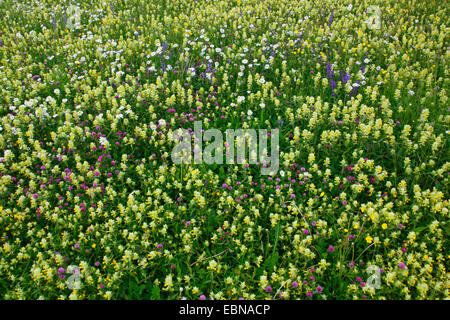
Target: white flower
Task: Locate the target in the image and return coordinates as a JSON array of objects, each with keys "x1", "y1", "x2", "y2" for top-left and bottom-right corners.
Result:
[
  {"x1": 260, "y1": 102, "x2": 265, "y2": 108},
  {"x1": 237, "y1": 96, "x2": 245, "y2": 103},
  {"x1": 347, "y1": 4, "x2": 353, "y2": 11},
  {"x1": 159, "y1": 119, "x2": 166, "y2": 126},
  {"x1": 99, "y1": 137, "x2": 108, "y2": 145},
  {"x1": 280, "y1": 170, "x2": 285, "y2": 177},
  {"x1": 242, "y1": 59, "x2": 248, "y2": 64},
  {"x1": 259, "y1": 78, "x2": 265, "y2": 85},
  {"x1": 247, "y1": 110, "x2": 253, "y2": 116}
]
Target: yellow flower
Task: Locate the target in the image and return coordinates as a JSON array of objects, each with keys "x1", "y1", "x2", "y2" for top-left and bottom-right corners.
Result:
[
  {"x1": 382, "y1": 223, "x2": 388, "y2": 230},
  {"x1": 366, "y1": 235, "x2": 373, "y2": 244}
]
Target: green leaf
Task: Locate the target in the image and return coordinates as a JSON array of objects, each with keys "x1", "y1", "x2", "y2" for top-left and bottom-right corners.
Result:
[{"x1": 151, "y1": 285, "x2": 161, "y2": 299}]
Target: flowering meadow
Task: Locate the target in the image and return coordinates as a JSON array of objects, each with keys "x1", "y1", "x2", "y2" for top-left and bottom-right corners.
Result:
[{"x1": 0, "y1": 0, "x2": 449, "y2": 300}]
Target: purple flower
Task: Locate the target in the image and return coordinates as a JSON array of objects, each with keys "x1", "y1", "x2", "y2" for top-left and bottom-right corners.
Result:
[
  {"x1": 316, "y1": 286, "x2": 323, "y2": 293},
  {"x1": 265, "y1": 286, "x2": 272, "y2": 293},
  {"x1": 398, "y1": 262, "x2": 406, "y2": 269},
  {"x1": 328, "y1": 246, "x2": 335, "y2": 253},
  {"x1": 292, "y1": 281, "x2": 299, "y2": 288},
  {"x1": 328, "y1": 10, "x2": 334, "y2": 26},
  {"x1": 340, "y1": 70, "x2": 350, "y2": 84},
  {"x1": 199, "y1": 295, "x2": 206, "y2": 300}
]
